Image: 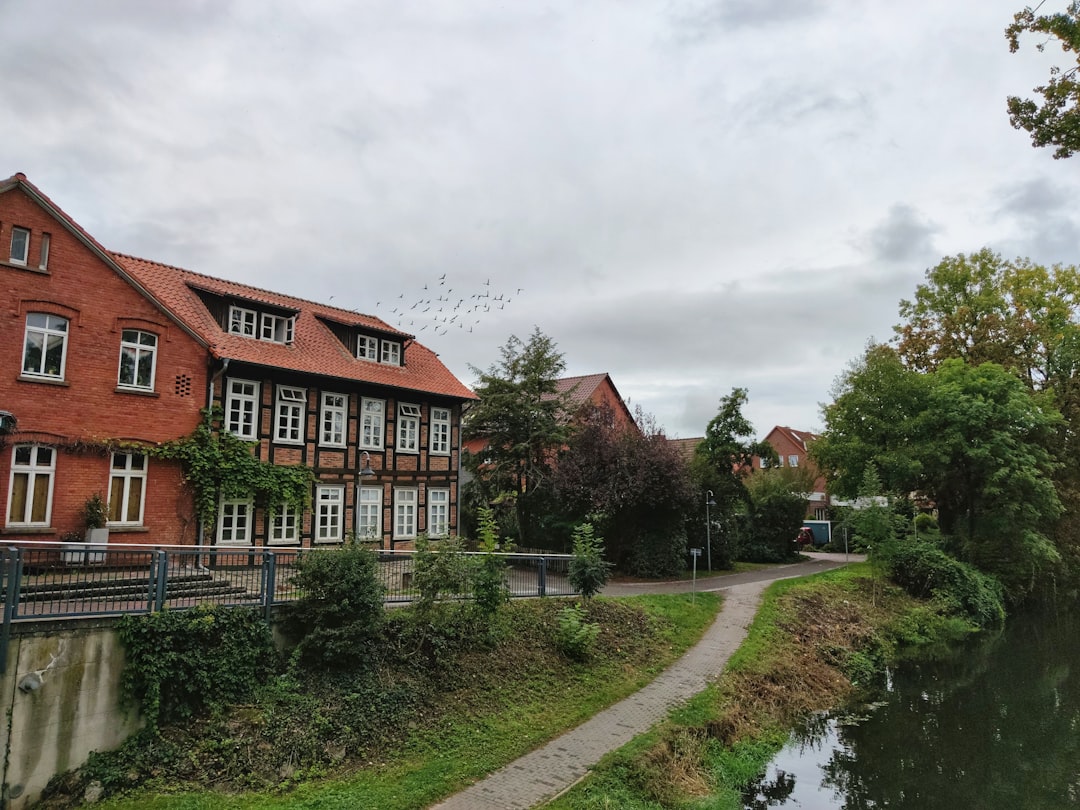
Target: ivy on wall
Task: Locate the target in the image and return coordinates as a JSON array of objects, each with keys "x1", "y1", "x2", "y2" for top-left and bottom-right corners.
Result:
[{"x1": 155, "y1": 408, "x2": 314, "y2": 526}]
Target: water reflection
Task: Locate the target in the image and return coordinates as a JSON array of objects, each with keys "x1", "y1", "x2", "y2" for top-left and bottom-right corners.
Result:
[{"x1": 743, "y1": 611, "x2": 1080, "y2": 809}]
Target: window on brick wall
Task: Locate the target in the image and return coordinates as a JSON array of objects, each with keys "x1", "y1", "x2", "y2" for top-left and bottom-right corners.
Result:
[
  {"x1": 7, "y1": 445, "x2": 54, "y2": 527},
  {"x1": 430, "y1": 407, "x2": 451, "y2": 455},
  {"x1": 394, "y1": 488, "x2": 417, "y2": 540},
  {"x1": 357, "y1": 486, "x2": 381, "y2": 540},
  {"x1": 315, "y1": 485, "x2": 345, "y2": 543},
  {"x1": 117, "y1": 330, "x2": 158, "y2": 390},
  {"x1": 217, "y1": 498, "x2": 253, "y2": 545},
  {"x1": 225, "y1": 379, "x2": 260, "y2": 439},
  {"x1": 108, "y1": 452, "x2": 147, "y2": 525},
  {"x1": 269, "y1": 504, "x2": 300, "y2": 545},
  {"x1": 22, "y1": 313, "x2": 68, "y2": 379},
  {"x1": 397, "y1": 403, "x2": 420, "y2": 452},
  {"x1": 427, "y1": 489, "x2": 449, "y2": 537},
  {"x1": 360, "y1": 398, "x2": 384, "y2": 449},
  {"x1": 9, "y1": 227, "x2": 29, "y2": 265},
  {"x1": 320, "y1": 392, "x2": 347, "y2": 447},
  {"x1": 275, "y1": 386, "x2": 306, "y2": 444},
  {"x1": 38, "y1": 233, "x2": 50, "y2": 270}
]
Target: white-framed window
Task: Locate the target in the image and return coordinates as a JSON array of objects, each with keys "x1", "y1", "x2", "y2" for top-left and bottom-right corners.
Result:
[
  {"x1": 360, "y1": 398, "x2": 384, "y2": 449},
  {"x1": 108, "y1": 452, "x2": 146, "y2": 525},
  {"x1": 760, "y1": 457, "x2": 769, "y2": 469},
  {"x1": 394, "y1": 488, "x2": 417, "y2": 540},
  {"x1": 430, "y1": 407, "x2": 451, "y2": 455},
  {"x1": 814, "y1": 507, "x2": 828, "y2": 521},
  {"x1": 357, "y1": 486, "x2": 382, "y2": 540},
  {"x1": 228, "y1": 305, "x2": 258, "y2": 337},
  {"x1": 22, "y1": 313, "x2": 68, "y2": 379},
  {"x1": 427, "y1": 489, "x2": 449, "y2": 538},
  {"x1": 357, "y1": 335, "x2": 378, "y2": 361},
  {"x1": 788, "y1": 454, "x2": 799, "y2": 467},
  {"x1": 397, "y1": 403, "x2": 420, "y2": 452},
  {"x1": 380, "y1": 340, "x2": 401, "y2": 366},
  {"x1": 269, "y1": 504, "x2": 300, "y2": 545},
  {"x1": 217, "y1": 498, "x2": 253, "y2": 545},
  {"x1": 315, "y1": 485, "x2": 345, "y2": 543},
  {"x1": 225, "y1": 379, "x2": 260, "y2": 439},
  {"x1": 38, "y1": 233, "x2": 50, "y2": 270},
  {"x1": 117, "y1": 329, "x2": 158, "y2": 390},
  {"x1": 320, "y1": 392, "x2": 347, "y2": 447},
  {"x1": 9, "y1": 227, "x2": 29, "y2": 265},
  {"x1": 7, "y1": 445, "x2": 54, "y2": 527},
  {"x1": 275, "y1": 386, "x2": 306, "y2": 444},
  {"x1": 260, "y1": 313, "x2": 294, "y2": 344}
]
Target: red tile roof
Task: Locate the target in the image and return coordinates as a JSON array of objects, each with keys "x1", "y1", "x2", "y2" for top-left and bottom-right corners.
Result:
[
  {"x1": 115, "y1": 253, "x2": 475, "y2": 400},
  {"x1": 551, "y1": 373, "x2": 613, "y2": 408}
]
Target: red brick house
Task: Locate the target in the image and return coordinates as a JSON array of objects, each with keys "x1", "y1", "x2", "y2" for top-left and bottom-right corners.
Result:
[
  {"x1": 1, "y1": 174, "x2": 474, "y2": 550},
  {"x1": 757, "y1": 426, "x2": 830, "y2": 519},
  {"x1": 0, "y1": 174, "x2": 208, "y2": 545}
]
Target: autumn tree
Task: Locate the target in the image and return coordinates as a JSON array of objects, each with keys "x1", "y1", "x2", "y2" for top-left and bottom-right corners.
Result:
[
  {"x1": 462, "y1": 328, "x2": 572, "y2": 546},
  {"x1": 1006, "y1": 2, "x2": 1080, "y2": 159},
  {"x1": 553, "y1": 404, "x2": 695, "y2": 577}
]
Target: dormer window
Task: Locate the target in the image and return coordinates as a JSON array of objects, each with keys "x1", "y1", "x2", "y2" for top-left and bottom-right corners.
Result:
[
  {"x1": 381, "y1": 340, "x2": 401, "y2": 366},
  {"x1": 228, "y1": 306, "x2": 257, "y2": 337},
  {"x1": 260, "y1": 313, "x2": 295, "y2": 344},
  {"x1": 357, "y1": 335, "x2": 378, "y2": 361}
]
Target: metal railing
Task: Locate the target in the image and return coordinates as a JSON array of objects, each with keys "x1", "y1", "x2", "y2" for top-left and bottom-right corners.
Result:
[{"x1": 0, "y1": 541, "x2": 577, "y2": 673}]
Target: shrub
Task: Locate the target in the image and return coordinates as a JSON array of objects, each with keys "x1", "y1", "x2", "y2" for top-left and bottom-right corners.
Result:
[
  {"x1": 554, "y1": 604, "x2": 601, "y2": 661},
  {"x1": 883, "y1": 541, "x2": 1006, "y2": 627},
  {"x1": 279, "y1": 543, "x2": 385, "y2": 671},
  {"x1": 472, "y1": 506, "x2": 511, "y2": 617},
  {"x1": 412, "y1": 533, "x2": 471, "y2": 613},
  {"x1": 568, "y1": 521, "x2": 613, "y2": 599},
  {"x1": 117, "y1": 605, "x2": 277, "y2": 728}
]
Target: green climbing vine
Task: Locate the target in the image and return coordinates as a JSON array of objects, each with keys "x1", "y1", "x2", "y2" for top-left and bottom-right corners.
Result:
[{"x1": 155, "y1": 408, "x2": 313, "y2": 526}]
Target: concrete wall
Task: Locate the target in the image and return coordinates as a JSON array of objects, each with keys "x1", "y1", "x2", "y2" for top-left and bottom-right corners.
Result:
[{"x1": 0, "y1": 620, "x2": 140, "y2": 808}]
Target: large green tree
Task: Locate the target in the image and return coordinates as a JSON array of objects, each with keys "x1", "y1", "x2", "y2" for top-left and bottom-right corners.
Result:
[
  {"x1": 462, "y1": 328, "x2": 572, "y2": 546},
  {"x1": 1007, "y1": 2, "x2": 1080, "y2": 159},
  {"x1": 692, "y1": 388, "x2": 774, "y2": 511}
]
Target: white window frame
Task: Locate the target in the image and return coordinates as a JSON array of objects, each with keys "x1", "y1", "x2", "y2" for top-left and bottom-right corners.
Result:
[
  {"x1": 788, "y1": 455, "x2": 799, "y2": 467},
  {"x1": 427, "y1": 489, "x2": 449, "y2": 538},
  {"x1": 117, "y1": 329, "x2": 158, "y2": 390},
  {"x1": 357, "y1": 486, "x2": 382, "y2": 541},
  {"x1": 108, "y1": 452, "x2": 147, "y2": 526},
  {"x1": 9, "y1": 227, "x2": 29, "y2": 265},
  {"x1": 275, "y1": 386, "x2": 306, "y2": 444},
  {"x1": 357, "y1": 335, "x2": 378, "y2": 361},
  {"x1": 315, "y1": 485, "x2": 345, "y2": 543},
  {"x1": 320, "y1": 392, "x2": 347, "y2": 447},
  {"x1": 360, "y1": 398, "x2": 384, "y2": 449},
  {"x1": 225, "y1": 379, "x2": 260, "y2": 439},
  {"x1": 7, "y1": 444, "x2": 55, "y2": 527},
  {"x1": 228, "y1": 305, "x2": 258, "y2": 337},
  {"x1": 380, "y1": 340, "x2": 401, "y2": 366},
  {"x1": 397, "y1": 403, "x2": 420, "y2": 453},
  {"x1": 217, "y1": 498, "x2": 253, "y2": 545},
  {"x1": 269, "y1": 504, "x2": 300, "y2": 545},
  {"x1": 393, "y1": 488, "x2": 417, "y2": 540},
  {"x1": 22, "y1": 313, "x2": 68, "y2": 379},
  {"x1": 260, "y1": 313, "x2": 295, "y2": 344},
  {"x1": 38, "y1": 233, "x2": 50, "y2": 270},
  {"x1": 430, "y1": 407, "x2": 451, "y2": 455}
]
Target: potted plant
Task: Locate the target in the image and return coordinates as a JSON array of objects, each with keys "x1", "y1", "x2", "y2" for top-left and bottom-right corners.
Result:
[{"x1": 82, "y1": 492, "x2": 109, "y2": 563}]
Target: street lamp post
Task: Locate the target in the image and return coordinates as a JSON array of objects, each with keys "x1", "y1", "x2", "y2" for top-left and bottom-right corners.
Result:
[{"x1": 705, "y1": 490, "x2": 717, "y2": 571}]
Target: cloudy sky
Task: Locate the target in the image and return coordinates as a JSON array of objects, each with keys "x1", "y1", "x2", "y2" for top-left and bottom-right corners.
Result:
[{"x1": 5, "y1": 1, "x2": 1079, "y2": 439}]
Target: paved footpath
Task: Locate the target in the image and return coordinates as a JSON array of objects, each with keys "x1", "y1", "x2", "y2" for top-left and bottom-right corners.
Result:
[{"x1": 431, "y1": 553, "x2": 861, "y2": 810}]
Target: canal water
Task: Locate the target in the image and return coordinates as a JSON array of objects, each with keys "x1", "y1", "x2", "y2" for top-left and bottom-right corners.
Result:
[{"x1": 742, "y1": 609, "x2": 1080, "y2": 808}]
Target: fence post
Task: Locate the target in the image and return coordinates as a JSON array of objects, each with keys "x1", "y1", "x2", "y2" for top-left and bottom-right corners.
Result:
[
  {"x1": 1, "y1": 548, "x2": 22, "y2": 675},
  {"x1": 263, "y1": 552, "x2": 276, "y2": 622},
  {"x1": 153, "y1": 550, "x2": 169, "y2": 612},
  {"x1": 537, "y1": 556, "x2": 547, "y2": 597}
]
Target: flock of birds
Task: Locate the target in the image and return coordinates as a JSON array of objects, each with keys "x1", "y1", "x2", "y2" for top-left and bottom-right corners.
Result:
[{"x1": 371, "y1": 274, "x2": 524, "y2": 336}]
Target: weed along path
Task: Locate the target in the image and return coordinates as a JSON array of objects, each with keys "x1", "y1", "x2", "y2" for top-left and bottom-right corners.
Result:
[{"x1": 430, "y1": 554, "x2": 861, "y2": 810}]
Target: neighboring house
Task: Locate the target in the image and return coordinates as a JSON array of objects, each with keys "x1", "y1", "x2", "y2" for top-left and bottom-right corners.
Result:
[
  {"x1": 1, "y1": 173, "x2": 475, "y2": 550},
  {"x1": 756, "y1": 426, "x2": 830, "y2": 518},
  {"x1": 462, "y1": 372, "x2": 637, "y2": 462},
  {"x1": 0, "y1": 173, "x2": 208, "y2": 544}
]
